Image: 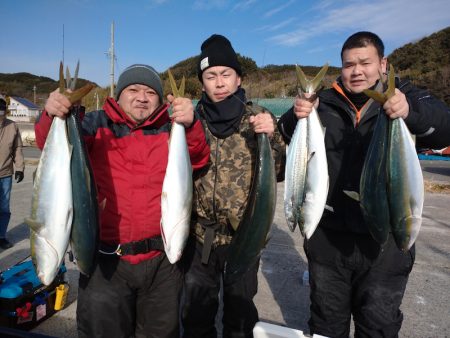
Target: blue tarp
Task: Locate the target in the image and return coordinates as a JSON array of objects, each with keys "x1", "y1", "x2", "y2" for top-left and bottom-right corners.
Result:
[{"x1": 418, "y1": 154, "x2": 450, "y2": 161}]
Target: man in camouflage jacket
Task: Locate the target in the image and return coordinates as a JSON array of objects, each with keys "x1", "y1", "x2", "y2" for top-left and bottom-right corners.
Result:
[{"x1": 181, "y1": 34, "x2": 285, "y2": 338}]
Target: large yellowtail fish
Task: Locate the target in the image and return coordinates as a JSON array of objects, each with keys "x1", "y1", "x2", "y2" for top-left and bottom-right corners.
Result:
[
  {"x1": 27, "y1": 115, "x2": 73, "y2": 286},
  {"x1": 284, "y1": 64, "x2": 329, "y2": 239},
  {"x1": 64, "y1": 62, "x2": 98, "y2": 276},
  {"x1": 160, "y1": 70, "x2": 192, "y2": 264},
  {"x1": 224, "y1": 105, "x2": 277, "y2": 286},
  {"x1": 67, "y1": 107, "x2": 99, "y2": 275},
  {"x1": 26, "y1": 62, "x2": 94, "y2": 285},
  {"x1": 364, "y1": 64, "x2": 424, "y2": 251},
  {"x1": 358, "y1": 81, "x2": 391, "y2": 246},
  {"x1": 388, "y1": 114, "x2": 424, "y2": 250}
]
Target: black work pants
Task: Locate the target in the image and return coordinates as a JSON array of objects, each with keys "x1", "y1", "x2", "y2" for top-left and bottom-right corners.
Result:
[
  {"x1": 305, "y1": 228, "x2": 415, "y2": 338},
  {"x1": 77, "y1": 253, "x2": 182, "y2": 338},
  {"x1": 181, "y1": 238, "x2": 259, "y2": 338}
]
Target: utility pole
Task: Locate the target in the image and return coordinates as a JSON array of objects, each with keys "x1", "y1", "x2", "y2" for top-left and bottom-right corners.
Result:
[
  {"x1": 109, "y1": 21, "x2": 115, "y2": 97},
  {"x1": 94, "y1": 91, "x2": 99, "y2": 110},
  {"x1": 33, "y1": 85, "x2": 36, "y2": 104}
]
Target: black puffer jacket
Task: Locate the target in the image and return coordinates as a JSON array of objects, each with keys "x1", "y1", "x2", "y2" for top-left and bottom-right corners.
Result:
[{"x1": 278, "y1": 78, "x2": 450, "y2": 234}]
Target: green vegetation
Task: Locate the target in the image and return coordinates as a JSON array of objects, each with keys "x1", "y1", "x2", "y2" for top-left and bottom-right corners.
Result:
[
  {"x1": 388, "y1": 26, "x2": 450, "y2": 105},
  {"x1": 1, "y1": 26, "x2": 449, "y2": 112}
]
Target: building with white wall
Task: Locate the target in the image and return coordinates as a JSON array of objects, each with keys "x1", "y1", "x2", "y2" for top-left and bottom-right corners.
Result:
[{"x1": 8, "y1": 96, "x2": 41, "y2": 122}]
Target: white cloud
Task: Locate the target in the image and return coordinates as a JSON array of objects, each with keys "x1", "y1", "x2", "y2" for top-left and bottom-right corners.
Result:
[
  {"x1": 268, "y1": 0, "x2": 450, "y2": 48},
  {"x1": 263, "y1": 0, "x2": 296, "y2": 18},
  {"x1": 255, "y1": 18, "x2": 297, "y2": 32},
  {"x1": 232, "y1": 0, "x2": 257, "y2": 12},
  {"x1": 149, "y1": 0, "x2": 169, "y2": 4},
  {"x1": 193, "y1": 0, "x2": 228, "y2": 10}
]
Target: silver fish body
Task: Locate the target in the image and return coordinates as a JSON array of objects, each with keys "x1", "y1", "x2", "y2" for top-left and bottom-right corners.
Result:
[
  {"x1": 160, "y1": 122, "x2": 192, "y2": 264},
  {"x1": 284, "y1": 64, "x2": 329, "y2": 239},
  {"x1": 301, "y1": 108, "x2": 329, "y2": 239},
  {"x1": 27, "y1": 117, "x2": 73, "y2": 285},
  {"x1": 284, "y1": 117, "x2": 308, "y2": 232},
  {"x1": 388, "y1": 118, "x2": 424, "y2": 251},
  {"x1": 284, "y1": 108, "x2": 328, "y2": 239}
]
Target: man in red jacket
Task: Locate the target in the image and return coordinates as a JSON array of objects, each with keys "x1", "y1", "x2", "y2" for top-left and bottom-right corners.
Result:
[{"x1": 35, "y1": 64, "x2": 209, "y2": 338}]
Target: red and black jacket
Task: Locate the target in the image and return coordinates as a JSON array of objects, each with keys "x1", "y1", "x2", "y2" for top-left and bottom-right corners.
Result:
[{"x1": 35, "y1": 98, "x2": 210, "y2": 264}]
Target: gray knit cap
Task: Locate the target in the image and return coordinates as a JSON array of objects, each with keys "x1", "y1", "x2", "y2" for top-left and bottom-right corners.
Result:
[{"x1": 115, "y1": 64, "x2": 163, "y2": 102}]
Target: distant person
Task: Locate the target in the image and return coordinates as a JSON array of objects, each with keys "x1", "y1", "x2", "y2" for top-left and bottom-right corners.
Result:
[
  {"x1": 0, "y1": 97, "x2": 24, "y2": 250},
  {"x1": 278, "y1": 31, "x2": 450, "y2": 337},
  {"x1": 181, "y1": 34, "x2": 286, "y2": 338},
  {"x1": 35, "y1": 64, "x2": 210, "y2": 338}
]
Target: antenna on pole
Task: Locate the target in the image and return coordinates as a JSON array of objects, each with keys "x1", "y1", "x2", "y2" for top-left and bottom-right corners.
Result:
[
  {"x1": 62, "y1": 24, "x2": 65, "y2": 65},
  {"x1": 109, "y1": 21, "x2": 115, "y2": 97}
]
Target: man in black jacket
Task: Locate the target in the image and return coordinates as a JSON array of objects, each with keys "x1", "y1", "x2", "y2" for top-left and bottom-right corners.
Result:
[{"x1": 278, "y1": 31, "x2": 450, "y2": 338}]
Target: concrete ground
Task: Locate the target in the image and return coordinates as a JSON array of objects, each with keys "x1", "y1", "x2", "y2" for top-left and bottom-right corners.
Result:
[{"x1": 1, "y1": 149, "x2": 449, "y2": 337}]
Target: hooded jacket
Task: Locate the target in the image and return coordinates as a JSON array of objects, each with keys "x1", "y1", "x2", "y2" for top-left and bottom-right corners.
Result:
[{"x1": 35, "y1": 98, "x2": 210, "y2": 264}]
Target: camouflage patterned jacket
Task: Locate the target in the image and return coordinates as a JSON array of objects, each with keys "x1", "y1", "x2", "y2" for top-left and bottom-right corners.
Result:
[{"x1": 191, "y1": 102, "x2": 286, "y2": 247}]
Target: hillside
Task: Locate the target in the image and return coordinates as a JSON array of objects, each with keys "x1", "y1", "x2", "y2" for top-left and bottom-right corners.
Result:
[
  {"x1": 388, "y1": 26, "x2": 450, "y2": 104},
  {"x1": 1, "y1": 26, "x2": 449, "y2": 112}
]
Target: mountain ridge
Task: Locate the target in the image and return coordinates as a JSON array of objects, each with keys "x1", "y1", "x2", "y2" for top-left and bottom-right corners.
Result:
[{"x1": 1, "y1": 27, "x2": 448, "y2": 111}]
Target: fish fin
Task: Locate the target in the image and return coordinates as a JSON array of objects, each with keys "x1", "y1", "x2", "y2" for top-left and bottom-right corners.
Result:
[
  {"x1": 310, "y1": 63, "x2": 329, "y2": 92},
  {"x1": 179, "y1": 76, "x2": 186, "y2": 97},
  {"x1": 25, "y1": 218, "x2": 43, "y2": 232},
  {"x1": 295, "y1": 65, "x2": 309, "y2": 93},
  {"x1": 167, "y1": 69, "x2": 179, "y2": 97},
  {"x1": 66, "y1": 83, "x2": 95, "y2": 104},
  {"x1": 71, "y1": 60, "x2": 80, "y2": 91},
  {"x1": 99, "y1": 198, "x2": 107, "y2": 211},
  {"x1": 288, "y1": 222, "x2": 297, "y2": 232},
  {"x1": 229, "y1": 214, "x2": 240, "y2": 231},
  {"x1": 363, "y1": 89, "x2": 386, "y2": 104},
  {"x1": 59, "y1": 62, "x2": 65, "y2": 93},
  {"x1": 363, "y1": 64, "x2": 397, "y2": 103},
  {"x1": 65, "y1": 66, "x2": 71, "y2": 90},
  {"x1": 264, "y1": 235, "x2": 271, "y2": 248},
  {"x1": 343, "y1": 190, "x2": 360, "y2": 202},
  {"x1": 296, "y1": 64, "x2": 329, "y2": 93},
  {"x1": 386, "y1": 64, "x2": 396, "y2": 99},
  {"x1": 68, "y1": 142, "x2": 73, "y2": 155},
  {"x1": 167, "y1": 69, "x2": 185, "y2": 97}
]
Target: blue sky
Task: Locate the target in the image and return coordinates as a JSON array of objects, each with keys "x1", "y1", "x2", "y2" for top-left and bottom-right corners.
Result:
[{"x1": 1, "y1": 0, "x2": 449, "y2": 87}]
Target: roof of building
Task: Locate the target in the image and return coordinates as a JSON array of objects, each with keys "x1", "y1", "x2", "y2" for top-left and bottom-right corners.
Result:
[{"x1": 11, "y1": 96, "x2": 40, "y2": 109}]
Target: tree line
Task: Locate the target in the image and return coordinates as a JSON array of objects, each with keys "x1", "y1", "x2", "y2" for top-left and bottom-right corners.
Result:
[{"x1": 1, "y1": 26, "x2": 448, "y2": 112}]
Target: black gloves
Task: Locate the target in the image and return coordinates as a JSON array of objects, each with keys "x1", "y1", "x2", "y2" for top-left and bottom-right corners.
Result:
[{"x1": 15, "y1": 171, "x2": 24, "y2": 183}]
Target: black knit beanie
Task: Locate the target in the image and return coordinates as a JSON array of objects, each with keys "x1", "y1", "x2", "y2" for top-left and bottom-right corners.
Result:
[
  {"x1": 115, "y1": 64, "x2": 163, "y2": 102},
  {"x1": 197, "y1": 34, "x2": 242, "y2": 82}
]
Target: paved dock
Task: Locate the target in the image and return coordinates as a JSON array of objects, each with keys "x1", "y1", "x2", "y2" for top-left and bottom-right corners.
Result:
[{"x1": 1, "y1": 154, "x2": 449, "y2": 337}]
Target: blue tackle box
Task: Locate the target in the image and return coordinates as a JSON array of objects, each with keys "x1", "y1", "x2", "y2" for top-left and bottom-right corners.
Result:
[{"x1": 0, "y1": 259, "x2": 67, "y2": 330}]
